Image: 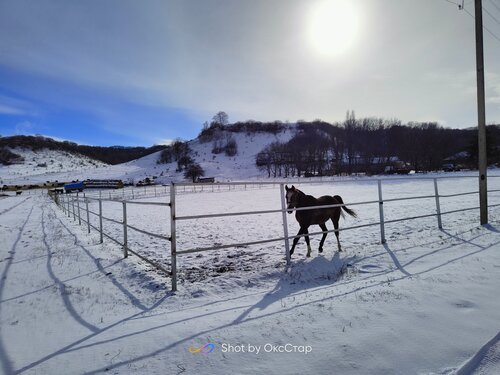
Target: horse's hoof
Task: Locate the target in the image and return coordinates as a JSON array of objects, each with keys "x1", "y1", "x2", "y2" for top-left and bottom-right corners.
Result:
[
  {"x1": 306, "y1": 253, "x2": 311, "y2": 258},
  {"x1": 318, "y1": 248, "x2": 323, "y2": 253}
]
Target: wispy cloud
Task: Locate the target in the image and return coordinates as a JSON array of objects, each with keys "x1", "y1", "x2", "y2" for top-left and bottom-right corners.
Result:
[
  {"x1": 0, "y1": 104, "x2": 26, "y2": 115},
  {"x1": 0, "y1": 95, "x2": 34, "y2": 116},
  {"x1": 155, "y1": 138, "x2": 175, "y2": 146},
  {"x1": 14, "y1": 120, "x2": 36, "y2": 134}
]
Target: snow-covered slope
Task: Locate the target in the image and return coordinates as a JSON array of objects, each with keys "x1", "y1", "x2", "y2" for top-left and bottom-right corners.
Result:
[
  {"x1": 0, "y1": 148, "x2": 108, "y2": 185},
  {"x1": 100, "y1": 127, "x2": 297, "y2": 184},
  {"x1": 182, "y1": 129, "x2": 296, "y2": 181},
  {"x1": 1, "y1": 127, "x2": 298, "y2": 185}
]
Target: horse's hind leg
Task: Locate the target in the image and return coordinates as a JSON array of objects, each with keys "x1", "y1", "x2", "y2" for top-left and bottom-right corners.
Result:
[
  {"x1": 332, "y1": 211, "x2": 342, "y2": 252},
  {"x1": 318, "y1": 223, "x2": 328, "y2": 253}
]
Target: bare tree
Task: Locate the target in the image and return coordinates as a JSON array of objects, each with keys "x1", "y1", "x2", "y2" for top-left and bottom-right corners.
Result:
[{"x1": 212, "y1": 111, "x2": 229, "y2": 127}]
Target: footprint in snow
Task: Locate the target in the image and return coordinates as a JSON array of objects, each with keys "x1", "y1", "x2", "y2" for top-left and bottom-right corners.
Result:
[
  {"x1": 453, "y1": 300, "x2": 476, "y2": 310},
  {"x1": 358, "y1": 264, "x2": 384, "y2": 274}
]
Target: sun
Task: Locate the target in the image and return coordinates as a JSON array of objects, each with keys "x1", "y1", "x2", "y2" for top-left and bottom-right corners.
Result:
[{"x1": 307, "y1": 0, "x2": 360, "y2": 58}]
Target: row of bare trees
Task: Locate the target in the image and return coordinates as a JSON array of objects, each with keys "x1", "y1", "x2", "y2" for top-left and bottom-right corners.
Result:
[{"x1": 256, "y1": 112, "x2": 498, "y2": 177}]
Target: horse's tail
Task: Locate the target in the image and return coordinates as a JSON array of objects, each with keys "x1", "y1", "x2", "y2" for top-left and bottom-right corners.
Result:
[{"x1": 334, "y1": 195, "x2": 357, "y2": 218}]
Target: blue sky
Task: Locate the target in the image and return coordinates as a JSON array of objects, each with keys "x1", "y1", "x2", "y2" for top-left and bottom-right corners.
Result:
[
  {"x1": 0, "y1": 60, "x2": 204, "y2": 146},
  {"x1": 0, "y1": 0, "x2": 499, "y2": 146}
]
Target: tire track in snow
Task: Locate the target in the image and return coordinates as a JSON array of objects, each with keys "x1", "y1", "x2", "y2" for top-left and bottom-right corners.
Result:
[
  {"x1": 15, "y1": 204, "x2": 171, "y2": 374},
  {"x1": 0, "y1": 197, "x2": 30, "y2": 216},
  {"x1": 0, "y1": 204, "x2": 34, "y2": 375},
  {"x1": 41, "y1": 207, "x2": 100, "y2": 333}
]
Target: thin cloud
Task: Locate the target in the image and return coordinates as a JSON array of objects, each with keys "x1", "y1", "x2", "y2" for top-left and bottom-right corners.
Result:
[
  {"x1": 0, "y1": 95, "x2": 34, "y2": 116},
  {"x1": 155, "y1": 139, "x2": 175, "y2": 146},
  {"x1": 0, "y1": 104, "x2": 26, "y2": 115},
  {"x1": 14, "y1": 120, "x2": 36, "y2": 134}
]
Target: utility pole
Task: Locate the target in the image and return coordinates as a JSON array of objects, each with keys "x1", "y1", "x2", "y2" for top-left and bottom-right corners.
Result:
[{"x1": 475, "y1": 0, "x2": 488, "y2": 225}]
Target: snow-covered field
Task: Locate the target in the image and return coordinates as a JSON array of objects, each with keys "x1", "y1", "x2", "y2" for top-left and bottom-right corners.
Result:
[{"x1": 1, "y1": 175, "x2": 500, "y2": 374}]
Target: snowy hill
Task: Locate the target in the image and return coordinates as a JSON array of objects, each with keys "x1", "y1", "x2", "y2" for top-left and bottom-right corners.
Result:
[
  {"x1": 2, "y1": 126, "x2": 299, "y2": 185},
  {"x1": 172, "y1": 128, "x2": 296, "y2": 181},
  {"x1": 92, "y1": 127, "x2": 297, "y2": 184},
  {"x1": 0, "y1": 148, "x2": 108, "y2": 185}
]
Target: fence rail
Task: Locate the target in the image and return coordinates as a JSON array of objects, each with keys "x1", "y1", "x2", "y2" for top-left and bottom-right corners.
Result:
[
  {"x1": 52, "y1": 191, "x2": 173, "y2": 279},
  {"x1": 48, "y1": 174, "x2": 500, "y2": 292}
]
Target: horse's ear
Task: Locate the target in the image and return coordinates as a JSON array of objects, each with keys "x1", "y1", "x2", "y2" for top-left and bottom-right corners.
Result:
[
  {"x1": 291, "y1": 185, "x2": 296, "y2": 191},
  {"x1": 285, "y1": 185, "x2": 289, "y2": 191}
]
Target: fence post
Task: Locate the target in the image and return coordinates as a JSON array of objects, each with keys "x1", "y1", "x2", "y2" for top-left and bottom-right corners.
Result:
[
  {"x1": 86, "y1": 198, "x2": 90, "y2": 233},
  {"x1": 76, "y1": 192, "x2": 81, "y2": 225},
  {"x1": 72, "y1": 195, "x2": 76, "y2": 221},
  {"x1": 170, "y1": 183, "x2": 177, "y2": 292},
  {"x1": 99, "y1": 199, "x2": 103, "y2": 243},
  {"x1": 434, "y1": 178, "x2": 443, "y2": 229},
  {"x1": 280, "y1": 184, "x2": 291, "y2": 265},
  {"x1": 122, "y1": 201, "x2": 128, "y2": 258},
  {"x1": 377, "y1": 180, "x2": 386, "y2": 244},
  {"x1": 67, "y1": 195, "x2": 71, "y2": 217},
  {"x1": 60, "y1": 194, "x2": 65, "y2": 214}
]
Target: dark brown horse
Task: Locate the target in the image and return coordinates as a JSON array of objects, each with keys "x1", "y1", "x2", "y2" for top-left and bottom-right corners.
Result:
[{"x1": 285, "y1": 185, "x2": 357, "y2": 257}]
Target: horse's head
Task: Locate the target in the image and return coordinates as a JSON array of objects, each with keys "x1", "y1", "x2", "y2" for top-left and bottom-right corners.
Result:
[{"x1": 285, "y1": 185, "x2": 299, "y2": 214}]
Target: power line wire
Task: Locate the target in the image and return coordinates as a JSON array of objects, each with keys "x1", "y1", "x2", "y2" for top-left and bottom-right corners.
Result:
[
  {"x1": 483, "y1": 5, "x2": 500, "y2": 24},
  {"x1": 438, "y1": 0, "x2": 500, "y2": 42},
  {"x1": 443, "y1": 0, "x2": 462, "y2": 7},
  {"x1": 463, "y1": 6, "x2": 500, "y2": 42},
  {"x1": 488, "y1": 0, "x2": 500, "y2": 13}
]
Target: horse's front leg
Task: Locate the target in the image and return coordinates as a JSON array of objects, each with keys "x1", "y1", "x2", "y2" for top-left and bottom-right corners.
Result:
[
  {"x1": 303, "y1": 227, "x2": 312, "y2": 257},
  {"x1": 290, "y1": 227, "x2": 305, "y2": 256}
]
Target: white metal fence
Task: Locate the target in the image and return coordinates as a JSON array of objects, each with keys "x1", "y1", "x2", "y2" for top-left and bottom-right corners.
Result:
[
  {"x1": 49, "y1": 175, "x2": 500, "y2": 292},
  {"x1": 81, "y1": 182, "x2": 277, "y2": 201}
]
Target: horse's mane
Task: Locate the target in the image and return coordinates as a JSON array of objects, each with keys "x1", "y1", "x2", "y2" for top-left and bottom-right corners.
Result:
[
  {"x1": 295, "y1": 189, "x2": 321, "y2": 206},
  {"x1": 295, "y1": 188, "x2": 305, "y2": 196}
]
